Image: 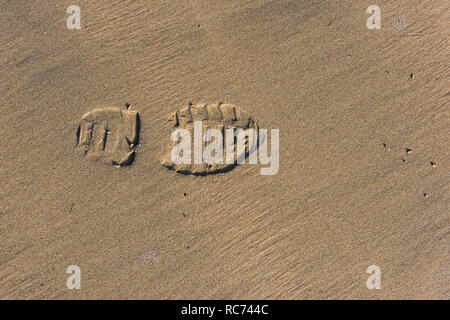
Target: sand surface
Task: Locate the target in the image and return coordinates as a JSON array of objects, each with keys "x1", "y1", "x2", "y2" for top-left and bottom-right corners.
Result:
[{"x1": 0, "y1": 0, "x2": 448, "y2": 299}]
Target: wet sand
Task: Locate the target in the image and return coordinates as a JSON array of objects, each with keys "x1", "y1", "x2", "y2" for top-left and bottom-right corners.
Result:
[{"x1": 0, "y1": 0, "x2": 448, "y2": 299}]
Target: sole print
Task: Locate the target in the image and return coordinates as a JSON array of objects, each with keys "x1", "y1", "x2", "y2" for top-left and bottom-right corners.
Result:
[
  {"x1": 76, "y1": 106, "x2": 140, "y2": 166},
  {"x1": 161, "y1": 102, "x2": 259, "y2": 175}
]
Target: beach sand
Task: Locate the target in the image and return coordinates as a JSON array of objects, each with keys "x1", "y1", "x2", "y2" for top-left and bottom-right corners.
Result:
[{"x1": 0, "y1": 0, "x2": 448, "y2": 299}]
